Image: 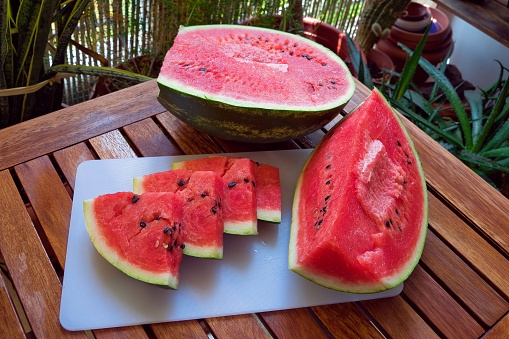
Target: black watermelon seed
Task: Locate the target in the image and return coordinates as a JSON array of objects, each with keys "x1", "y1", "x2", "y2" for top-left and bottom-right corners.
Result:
[
  {"x1": 403, "y1": 179, "x2": 408, "y2": 184},
  {"x1": 407, "y1": 158, "x2": 412, "y2": 165},
  {"x1": 398, "y1": 225, "x2": 402, "y2": 232},
  {"x1": 199, "y1": 67, "x2": 207, "y2": 71},
  {"x1": 140, "y1": 221, "x2": 146, "y2": 228},
  {"x1": 306, "y1": 55, "x2": 313, "y2": 60},
  {"x1": 385, "y1": 220, "x2": 390, "y2": 227},
  {"x1": 252, "y1": 181, "x2": 256, "y2": 187},
  {"x1": 325, "y1": 164, "x2": 331, "y2": 169},
  {"x1": 325, "y1": 195, "x2": 331, "y2": 202},
  {"x1": 177, "y1": 179, "x2": 186, "y2": 186},
  {"x1": 390, "y1": 218, "x2": 394, "y2": 225},
  {"x1": 325, "y1": 179, "x2": 331, "y2": 185},
  {"x1": 397, "y1": 141, "x2": 402, "y2": 147},
  {"x1": 322, "y1": 62, "x2": 327, "y2": 66},
  {"x1": 293, "y1": 43, "x2": 298, "y2": 47},
  {"x1": 180, "y1": 244, "x2": 185, "y2": 249},
  {"x1": 163, "y1": 226, "x2": 170, "y2": 234},
  {"x1": 244, "y1": 178, "x2": 249, "y2": 183},
  {"x1": 228, "y1": 181, "x2": 237, "y2": 188},
  {"x1": 132, "y1": 195, "x2": 140, "y2": 203},
  {"x1": 156, "y1": 216, "x2": 161, "y2": 220},
  {"x1": 201, "y1": 192, "x2": 207, "y2": 198},
  {"x1": 330, "y1": 80, "x2": 336, "y2": 85},
  {"x1": 212, "y1": 207, "x2": 217, "y2": 214},
  {"x1": 395, "y1": 208, "x2": 399, "y2": 215},
  {"x1": 301, "y1": 53, "x2": 307, "y2": 58},
  {"x1": 289, "y1": 51, "x2": 294, "y2": 56}
]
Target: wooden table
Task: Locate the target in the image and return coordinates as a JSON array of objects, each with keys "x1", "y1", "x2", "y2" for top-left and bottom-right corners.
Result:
[{"x1": 1, "y1": 79, "x2": 509, "y2": 338}]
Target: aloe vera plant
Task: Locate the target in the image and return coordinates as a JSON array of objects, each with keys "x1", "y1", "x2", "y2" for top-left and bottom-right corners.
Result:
[{"x1": 373, "y1": 26, "x2": 509, "y2": 188}]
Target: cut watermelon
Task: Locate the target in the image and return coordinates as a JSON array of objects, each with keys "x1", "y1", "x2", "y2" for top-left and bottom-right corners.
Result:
[
  {"x1": 253, "y1": 161, "x2": 282, "y2": 223},
  {"x1": 289, "y1": 89, "x2": 428, "y2": 293},
  {"x1": 84, "y1": 192, "x2": 185, "y2": 288},
  {"x1": 133, "y1": 169, "x2": 224, "y2": 259},
  {"x1": 173, "y1": 157, "x2": 258, "y2": 235},
  {"x1": 157, "y1": 24, "x2": 355, "y2": 143}
]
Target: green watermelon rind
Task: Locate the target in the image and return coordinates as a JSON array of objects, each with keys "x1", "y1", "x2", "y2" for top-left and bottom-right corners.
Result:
[
  {"x1": 288, "y1": 88, "x2": 428, "y2": 294},
  {"x1": 133, "y1": 176, "x2": 224, "y2": 259},
  {"x1": 157, "y1": 24, "x2": 355, "y2": 143},
  {"x1": 83, "y1": 198, "x2": 179, "y2": 289}
]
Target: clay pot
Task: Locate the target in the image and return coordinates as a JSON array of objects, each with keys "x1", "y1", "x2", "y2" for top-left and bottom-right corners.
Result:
[
  {"x1": 367, "y1": 48, "x2": 395, "y2": 84},
  {"x1": 376, "y1": 6, "x2": 453, "y2": 84}
]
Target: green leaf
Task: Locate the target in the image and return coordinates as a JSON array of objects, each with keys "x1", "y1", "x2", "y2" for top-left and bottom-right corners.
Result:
[
  {"x1": 480, "y1": 147, "x2": 509, "y2": 158},
  {"x1": 400, "y1": 44, "x2": 472, "y2": 150},
  {"x1": 463, "y1": 89, "x2": 484, "y2": 145},
  {"x1": 393, "y1": 24, "x2": 431, "y2": 101},
  {"x1": 458, "y1": 149, "x2": 509, "y2": 172},
  {"x1": 345, "y1": 33, "x2": 373, "y2": 89},
  {"x1": 480, "y1": 118, "x2": 509, "y2": 152}
]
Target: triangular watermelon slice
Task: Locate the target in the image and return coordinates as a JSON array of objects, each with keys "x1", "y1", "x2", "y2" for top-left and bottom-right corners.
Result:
[
  {"x1": 84, "y1": 192, "x2": 185, "y2": 288},
  {"x1": 133, "y1": 169, "x2": 224, "y2": 259}
]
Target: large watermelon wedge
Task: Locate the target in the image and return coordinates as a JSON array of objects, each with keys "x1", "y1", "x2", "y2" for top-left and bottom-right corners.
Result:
[
  {"x1": 157, "y1": 24, "x2": 355, "y2": 143},
  {"x1": 289, "y1": 89, "x2": 428, "y2": 293},
  {"x1": 84, "y1": 192, "x2": 185, "y2": 289},
  {"x1": 133, "y1": 169, "x2": 224, "y2": 259}
]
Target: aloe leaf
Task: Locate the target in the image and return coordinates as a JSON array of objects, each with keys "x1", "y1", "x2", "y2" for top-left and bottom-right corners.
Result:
[
  {"x1": 458, "y1": 149, "x2": 509, "y2": 172},
  {"x1": 474, "y1": 75, "x2": 509, "y2": 153},
  {"x1": 345, "y1": 33, "x2": 373, "y2": 89},
  {"x1": 386, "y1": 96, "x2": 464, "y2": 148},
  {"x1": 47, "y1": 64, "x2": 153, "y2": 82},
  {"x1": 480, "y1": 147, "x2": 509, "y2": 158},
  {"x1": 480, "y1": 117, "x2": 509, "y2": 152},
  {"x1": 393, "y1": 24, "x2": 431, "y2": 101},
  {"x1": 463, "y1": 89, "x2": 484, "y2": 145},
  {"x1": 400, "y1": 44, "x2": 472, "y2": 150}
]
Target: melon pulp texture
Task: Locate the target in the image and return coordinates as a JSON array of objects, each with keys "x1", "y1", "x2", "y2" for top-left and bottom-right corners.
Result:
[
  {"x1": 289, "y1": 89, "x2": 428, "y2": 293},
  {"x1": 173, "y1": 157, "x2": 258, "y2": 235},
  {"x1": 133, "y1": 169, "x2": 224, "y2": 259},
  {"x1": 84, "y1": 192, "x2": 185, "y2": 289},
  {"x1": 253, "y1": 161, "x2": 282, "y2": 223},
  {"x1": 157, "y1": 25, "x2": 355, "y2": 143}
]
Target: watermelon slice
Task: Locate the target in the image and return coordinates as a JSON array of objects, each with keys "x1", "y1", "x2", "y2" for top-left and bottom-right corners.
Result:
[
  {"x1": 84, "y1": 192, "x2": 185, "y2": 288},
  {"x1": 253, "y1": 161, "x2": 282, "y2": 223},
  {"x1": 289, "y1": 89, "x2": 428, "y2": 293},
  {"x1": 172, "y1": 157, "x2": 258, "y2": 235},
  {"x1": 133, "y1": 169, "x2": 224, "y2": 259}
]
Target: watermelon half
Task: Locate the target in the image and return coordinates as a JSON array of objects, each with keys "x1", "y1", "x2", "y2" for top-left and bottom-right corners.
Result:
[
  {"x1": 84, "y1": 192, "x2": 185, "y2": 288},
  {"x1": 289, "y1": 89, "x2": 428, "y2": 293},
  {"x1": 133, "y1": 169, "x2": 224, "y2": 259},
  {"x1": 157, "y1": 24, "x2": 355, "y2": 143}
]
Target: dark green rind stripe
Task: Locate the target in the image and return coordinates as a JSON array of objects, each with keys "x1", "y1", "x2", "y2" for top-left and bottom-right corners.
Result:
[{"x1": 157, "y1": 83, "x2": 348, "y2": 143}]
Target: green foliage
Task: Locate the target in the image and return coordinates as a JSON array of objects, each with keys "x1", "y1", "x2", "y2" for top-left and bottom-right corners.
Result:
[{"x1": 362, "y1": 26, "x2": 509, "y2": 187}]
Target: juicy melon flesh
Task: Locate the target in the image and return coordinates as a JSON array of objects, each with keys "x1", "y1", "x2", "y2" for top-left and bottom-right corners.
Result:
[
  {"x1": 133, "y1": 169, "x2": 224, "y2": 259},
  {"x1": 158, "y1": 25, "x2": 354, "y2": 110},
  {"x1": 172, "y1": 157, "x2": 258, "y2": 235},
  {"x1": 289, "y1": 89, "x2": 428, "y2": 293},
  {"x1": 83, "y1": 192, "x2": 185, "y2": 289}
]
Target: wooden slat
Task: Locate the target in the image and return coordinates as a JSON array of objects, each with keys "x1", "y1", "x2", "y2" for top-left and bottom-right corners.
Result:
[
  {"x1": 403, "y1": 117, "x2": 509, "y2": 256},
  {"x1": 427, "y1": 192, "x2": 509, "y2": 299},
  {"x1": 0, "y1": 271, "x2": 26, "y2": 339},
  {"x1": 123, "y1": 118, "x2": 181, "y2": 157},
  {"x1": 483, "y1": 312, "x2": 509, "y2": 338},
  {"x1": 0, "y1": 80, "x2": 163, "y2": 171},
  {"x1": 150, "y1": 320, "x2": 209, "y2": 338},
  {"x1": 15, "y1": 156, "x2": 72, "y2": 267},
  {"x1": 423, "y1": 226, "x2": 508, "y2": 327},
  {"x1": 403, "y1": 265, "x2": 484, "y2": 338},
  {"x1": 361, "y1": 295, "x2": 439, "y2": 338},
  {"x1": 53, "y1": 143, "x2": 95, "y2": 191},
  {"x1": 0, "y1": 170, "x2": 86, "y2": 338},
  {"x1": 259, "y1": 308, "x2": 328, "y2": 338},
  {"x1": 156, "y1": 112, "x2": 222, "y2": 155},
  {"x1": 89, "y1": 130, "x2": 137, "y2": 159},
  {"x1": 206, "y1": 314, "x2": 270, "y2": 338},
  {"x1": 311, "y1": 303, "x2": 383, "y2": 338},
  {"x1": 93, "y1": 325, "x2": 149, "y2": 339}
]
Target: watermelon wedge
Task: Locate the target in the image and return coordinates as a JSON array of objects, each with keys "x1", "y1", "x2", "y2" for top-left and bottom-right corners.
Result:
[
  {"x1": 84, "y1": 192, "x2": 185, "y2": 288},
  {"x1": 172, "y1": 157, "x2": 258, "y2": 235},
  {"x1": 133, "y1": 169, "x2": 224, "y2": 259},
  {"x1": 289, "y1": 89, "x2": 428, "y2": 293},
  {"x1": 253, "y1": 161, "x2": 282, "y2": 223}
]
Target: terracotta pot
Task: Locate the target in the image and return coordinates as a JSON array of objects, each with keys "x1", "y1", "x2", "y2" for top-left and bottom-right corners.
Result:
[
  {"x1": 367, "y1": 48, "x2": 395, "y2": 84},
  {"x1": 376, "y1": 6, "x2": 454, "y2": 84}
]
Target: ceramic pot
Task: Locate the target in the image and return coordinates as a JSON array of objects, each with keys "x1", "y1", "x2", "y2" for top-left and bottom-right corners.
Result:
[{"x1": 376, "y1": 6, "x2": 454, "y2": 84}]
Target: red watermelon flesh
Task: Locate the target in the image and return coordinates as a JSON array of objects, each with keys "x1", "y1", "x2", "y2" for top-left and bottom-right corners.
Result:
[
  {"x1": 253, "y1": 162, "x2": 282, "y2": 223},
  {"x1": 289, "y1": 89, "x2": 428, "y2": 293},
  {"x1": 173, "y1": 157, "x2": 258, "y2": 235},
  {"x1": 83, "y1": 192, "x2": 185, "y2": 288},
  {"x1": 133, "y1": 169, "x2": 224, "y2": 259}
]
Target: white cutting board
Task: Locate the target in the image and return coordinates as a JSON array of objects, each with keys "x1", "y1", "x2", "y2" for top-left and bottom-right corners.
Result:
[{"x1": 60, "y1": 149, "x2": 402, "y2": 331}]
